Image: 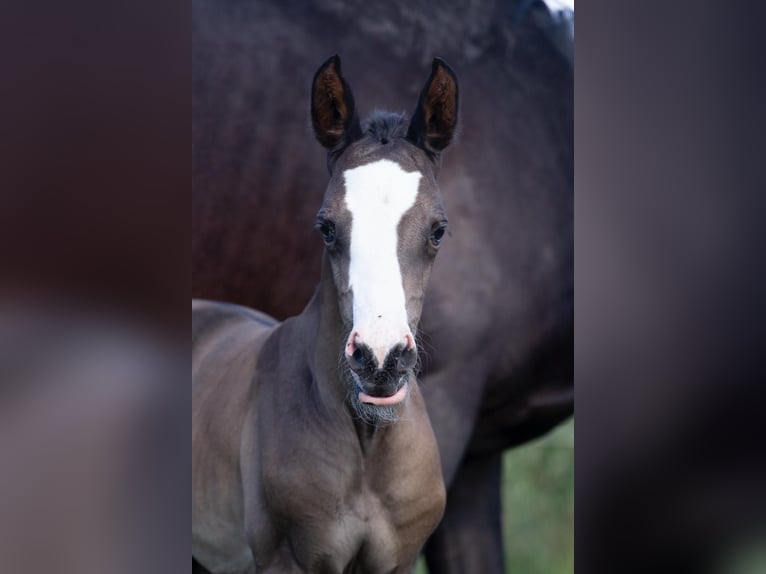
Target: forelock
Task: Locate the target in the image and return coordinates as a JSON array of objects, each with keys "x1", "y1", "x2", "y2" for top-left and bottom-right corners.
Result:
[{"x1": 362, "y1": 111, "x2": 410, "y2": 144}]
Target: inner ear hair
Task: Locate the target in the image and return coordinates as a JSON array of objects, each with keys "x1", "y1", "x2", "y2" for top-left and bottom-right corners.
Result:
[
  {"x1": 311, "y1": 55, "x2": 362, "y2": 153},
  {"x1": 407, "y1": 58, "x2": 459, "y2": 157},
  {"x1": 424, "y1": 65, "x2": 458, "y2": 147}
]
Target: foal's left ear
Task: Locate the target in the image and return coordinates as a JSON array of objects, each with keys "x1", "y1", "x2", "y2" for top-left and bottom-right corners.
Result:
[
  {"x1": 407, "y1": 58, "x2": 459, "y2": 159},
  {"x1": 311, "y1": 55, "x2": 363, "y2": 158}
]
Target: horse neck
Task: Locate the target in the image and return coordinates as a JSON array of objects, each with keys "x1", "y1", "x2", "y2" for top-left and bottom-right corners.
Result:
[{"x1": 294, "y1": 253, "x2": 350, "y2": 415}]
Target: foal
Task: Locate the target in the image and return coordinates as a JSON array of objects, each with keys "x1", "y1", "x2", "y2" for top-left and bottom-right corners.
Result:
[{"x1": 192, "y1": 55, "x2": 458, "y2": 573}]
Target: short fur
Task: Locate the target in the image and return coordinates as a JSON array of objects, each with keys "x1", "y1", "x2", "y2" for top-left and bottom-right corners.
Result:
[{"x1": 192, "y1": 56, "x2": 459, "y2": 573}]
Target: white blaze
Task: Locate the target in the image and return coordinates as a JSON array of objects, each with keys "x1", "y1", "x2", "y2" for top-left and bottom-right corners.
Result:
[{"x1": 343, "y1": 159, "x2": 421, "y2": 367}]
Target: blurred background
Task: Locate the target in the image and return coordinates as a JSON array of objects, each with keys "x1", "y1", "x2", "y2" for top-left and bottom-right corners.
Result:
[{"x1": 501, "y1": 420, "x2": 574, "y2": 573}]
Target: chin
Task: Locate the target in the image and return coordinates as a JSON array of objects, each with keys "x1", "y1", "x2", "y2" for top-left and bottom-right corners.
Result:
[{"x1": 349, "y1": 392, "x2": 404, "y2": 426}]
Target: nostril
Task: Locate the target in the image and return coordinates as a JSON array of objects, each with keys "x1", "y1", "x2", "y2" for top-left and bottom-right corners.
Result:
[
  {"x1": 347, "y1": 342, "x2": 374, "y2": 372},
  {"x1": 345, "y1": 331, "x2": 360, "y2": 357},
  {"x1": 397, "y1": 346, "x2": 417, "y2": 371},
  {"x1": 404, "y1": 332, "x2": 416, "y2": 351}
]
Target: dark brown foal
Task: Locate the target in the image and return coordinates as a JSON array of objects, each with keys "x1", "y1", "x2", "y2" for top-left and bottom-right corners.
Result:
[{"x1": 192, "y1": 56, "x2": 459, "y2": 573}]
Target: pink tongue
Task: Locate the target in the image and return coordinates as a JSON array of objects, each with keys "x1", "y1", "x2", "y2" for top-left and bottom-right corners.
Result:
[{"x1": 358, "y1": 383, "x2": 408, "y2": 406}]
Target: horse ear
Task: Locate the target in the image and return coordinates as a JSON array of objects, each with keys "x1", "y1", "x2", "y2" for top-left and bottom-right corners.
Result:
[
  {"x1": 311, "y1": 55, "x2": 362, "y2": 155},
  {"x1": 407, "y1": 58, "x2": 459, "y2": 158}
]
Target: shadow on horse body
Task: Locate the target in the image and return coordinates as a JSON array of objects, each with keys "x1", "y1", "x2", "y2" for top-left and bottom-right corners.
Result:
[
  {"x1": 193, "y1": 58, "x2": 459, "y2": 573},
  {"x1": 193, "y1": 2, "x2": 573, "y2": 571}
]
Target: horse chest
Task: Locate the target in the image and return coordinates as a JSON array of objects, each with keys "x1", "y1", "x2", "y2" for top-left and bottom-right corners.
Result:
[
  {"x1": 257, "y1": 456, "x2": 444, "y2": 573},
  {"x1": 353, "y1": 484, "x2": 444, "y2": 570},
  {"x1": 280, "y1": 488, "x2": 436, "y2": 572}
]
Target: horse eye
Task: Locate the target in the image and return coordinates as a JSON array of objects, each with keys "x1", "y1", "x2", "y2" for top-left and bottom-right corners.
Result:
[
  {"x1": 318, "y1": 221, "x2": 336, "y2": 245},
  {"x1": 430, "y1": 225, "x2": 447, "y2": 248}
]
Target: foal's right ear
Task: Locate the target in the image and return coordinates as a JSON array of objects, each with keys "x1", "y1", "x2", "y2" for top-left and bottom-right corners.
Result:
[{"x1": 311, "y1": 55, "x2": 362, "y2": 158}]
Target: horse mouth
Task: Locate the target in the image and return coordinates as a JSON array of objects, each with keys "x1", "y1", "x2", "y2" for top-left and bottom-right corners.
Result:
[
  {"x1": 358, "y1": 382, "x2": 409, "y2": 406},
  {"x1": 350, "y1": 371, "x2": 409, "y2": 406}
]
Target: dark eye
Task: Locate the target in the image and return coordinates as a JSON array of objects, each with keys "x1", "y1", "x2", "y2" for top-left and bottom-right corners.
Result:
[
  {"x1": 430, "y1": 224, "x2": 447, "y2": 248},
  {"x1": 318, "y1": 221, "x2": 336, "y2": 245}
]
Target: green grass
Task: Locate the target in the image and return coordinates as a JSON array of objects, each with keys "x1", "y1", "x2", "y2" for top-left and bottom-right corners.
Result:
[{"x1": 416, "y1": 419, "x2": 574, "y2": 574}]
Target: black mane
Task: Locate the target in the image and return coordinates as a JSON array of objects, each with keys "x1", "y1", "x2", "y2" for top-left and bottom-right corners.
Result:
[{"x1": 363, "y1": 111, "x2": 409, "y2": 145}]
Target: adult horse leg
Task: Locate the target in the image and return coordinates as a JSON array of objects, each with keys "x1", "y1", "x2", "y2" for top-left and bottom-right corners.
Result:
[
  {"x1": 423, "y1": 379, "x2": 572, "y2": 574},
  {"x1": 424, "y1": 453, "x2": 504, "y2": 574},
  {"x1": 422, "y1": 336, "x2": 573, "y2": 574}
]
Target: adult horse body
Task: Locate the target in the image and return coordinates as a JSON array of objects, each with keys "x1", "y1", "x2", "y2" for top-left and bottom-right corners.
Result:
[
  {"x1": 193, "y1": 58, "x2": 458, "y2": 573},
  {"x1": 193, "y1": 1, "x2": 573, "y2": 571}
]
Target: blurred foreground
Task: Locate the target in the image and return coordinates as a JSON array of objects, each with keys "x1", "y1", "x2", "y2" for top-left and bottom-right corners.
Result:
[{"x1": 0, "y1": 302, "x2": 188, "y2": 574}]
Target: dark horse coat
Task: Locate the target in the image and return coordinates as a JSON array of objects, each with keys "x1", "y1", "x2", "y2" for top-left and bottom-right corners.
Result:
[
  {"x1": 192, "y1": 1, "x2": 572, "y2": 571},
  {"x1": 194, "y1": 57, "x2": 459, "y2": 573}
]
